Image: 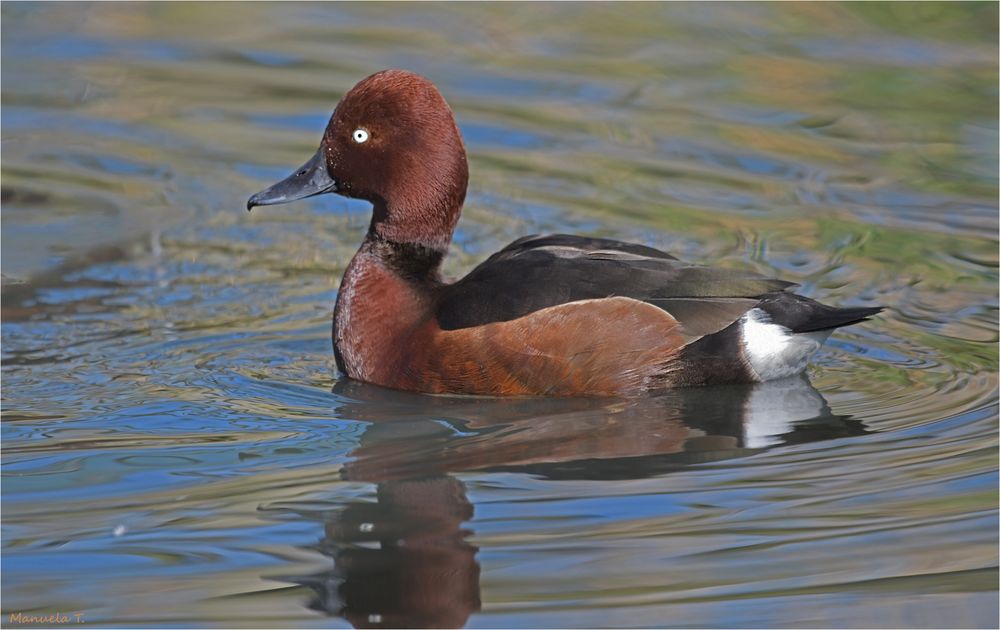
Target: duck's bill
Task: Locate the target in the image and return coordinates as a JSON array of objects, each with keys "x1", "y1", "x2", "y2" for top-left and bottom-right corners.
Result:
[{"x1": 246, "y1": 148, "x2": 337, "y2": 211}]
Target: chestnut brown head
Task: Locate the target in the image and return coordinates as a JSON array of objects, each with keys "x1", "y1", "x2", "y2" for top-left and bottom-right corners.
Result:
[{"x1": 248, "y1": 70, "x2": 469, "y2": 250}]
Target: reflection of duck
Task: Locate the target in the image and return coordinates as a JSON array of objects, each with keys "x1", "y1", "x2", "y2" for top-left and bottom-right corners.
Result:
[
  {"x1": 336, "y1": 376, "x2": 868, "y2": 482},
  {"x1": 295, "y1": 476, "x2": 479, "y2": 629},
  {"x1": 283, "y1": 377, "x2": 868, "y2": 626}
]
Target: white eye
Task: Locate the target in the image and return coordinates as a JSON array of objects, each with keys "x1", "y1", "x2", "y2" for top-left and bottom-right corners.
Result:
[{"x1": 352, "y1": 128, "x2": 369, "y2": 144}]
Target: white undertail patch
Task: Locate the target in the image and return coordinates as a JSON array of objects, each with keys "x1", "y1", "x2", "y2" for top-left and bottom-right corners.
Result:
[{"x1": 740, "y1": 308, "x2": 830, "y2": 381}]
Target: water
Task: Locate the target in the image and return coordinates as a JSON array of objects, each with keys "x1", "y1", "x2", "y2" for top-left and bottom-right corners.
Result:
[{"x1": 2, "y1": 3, "x2": 997, "y2": 627}]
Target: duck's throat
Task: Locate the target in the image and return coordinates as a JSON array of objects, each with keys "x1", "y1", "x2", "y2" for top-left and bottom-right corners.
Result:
[
  {"x1": 332, "y1": 238, "x2": 441, "y2": 382},
  {"x1": 369, "y1": 178, "x2": 465, "y2": 252}
]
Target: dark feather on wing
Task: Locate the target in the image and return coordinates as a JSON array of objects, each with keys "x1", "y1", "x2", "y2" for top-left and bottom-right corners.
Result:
[{"x1": 436, "y1": 234, "x2": 795, "y2": 335}]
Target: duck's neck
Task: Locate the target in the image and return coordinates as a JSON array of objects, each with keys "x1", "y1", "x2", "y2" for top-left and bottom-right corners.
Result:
[
  {"x1": 367, "y1": 148, "x2": 467, "y2": 252},
  {"x1": 332, "y1": 235, "x2": 444, "y2": 382}
]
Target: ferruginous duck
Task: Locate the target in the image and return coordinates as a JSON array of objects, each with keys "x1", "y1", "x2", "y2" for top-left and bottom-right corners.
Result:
[{"x1": 247, "y1": 69, "x2": 881, "y2": 397}]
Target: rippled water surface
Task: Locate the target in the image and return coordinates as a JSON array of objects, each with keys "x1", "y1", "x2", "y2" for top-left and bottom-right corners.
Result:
[{"x1": 2, "y1": 3, "x2": 998, "y2": 628}]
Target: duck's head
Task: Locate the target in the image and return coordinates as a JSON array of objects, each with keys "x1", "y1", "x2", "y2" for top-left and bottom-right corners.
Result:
[{"x1": 248, "y1": 69, "x2": 468, "y2": 250}]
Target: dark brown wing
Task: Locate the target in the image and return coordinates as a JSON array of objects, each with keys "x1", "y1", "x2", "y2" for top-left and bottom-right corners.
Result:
[{"x1": 437, "y1": 233, "x2": 794, "y2": 339}]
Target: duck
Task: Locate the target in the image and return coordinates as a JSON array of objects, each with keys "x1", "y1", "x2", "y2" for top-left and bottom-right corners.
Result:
[{"x1": 247, "y1": 69, "x2": 881, "y2": 397}]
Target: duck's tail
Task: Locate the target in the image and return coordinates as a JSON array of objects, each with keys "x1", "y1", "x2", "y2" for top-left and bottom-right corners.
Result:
[
  {"x1": 755, "y1": 292, "x2": 883, "y2": 334},
  {"x1": 732, "y1": 292, "x2": 881, "y2": 382},
  {"x1": 664, "y1": 291, "x2": 882, "y2": 387}
]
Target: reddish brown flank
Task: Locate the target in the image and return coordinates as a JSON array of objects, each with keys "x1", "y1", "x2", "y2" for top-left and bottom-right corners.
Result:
[
  {"x1": 399, "y1": 297, "x2": 685, "y2": 396},
  {"x1": 248, "y1": 69, "x2": 882, "y2": 397}
]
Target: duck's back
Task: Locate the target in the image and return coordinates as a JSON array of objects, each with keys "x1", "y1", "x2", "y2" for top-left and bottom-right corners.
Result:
[
  {"x1": 428, "y1": 234, "x2": 879, "y2": 393},
  {"x1": 438, "y1": 234, "x2": 790, "y2": 337}
]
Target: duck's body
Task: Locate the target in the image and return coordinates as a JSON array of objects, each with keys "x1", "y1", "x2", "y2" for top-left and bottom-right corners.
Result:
[
  {"x1": 331, "y1": 232, "x2": 877, "y2": 396},
  {"x1": 249, "y1": 70, "x2": 881, "y2": 397}
]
